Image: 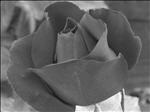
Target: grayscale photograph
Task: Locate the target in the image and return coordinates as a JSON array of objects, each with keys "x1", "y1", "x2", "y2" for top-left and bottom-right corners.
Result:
[{"x1": 1, "y1": 1, "x2": 150, "y2": 112}]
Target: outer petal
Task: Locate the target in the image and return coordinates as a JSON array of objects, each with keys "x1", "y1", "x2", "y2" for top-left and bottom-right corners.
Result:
[
  {"x1": 45, "y1": 2, "x2": 84, "y2": 33},
  {"x1": 7, "y1": 35, "x2": 74, "y2": 112},
  {"x1": 30, "y1": 54, "x2": 128, "y2": 106},
  {"x1": 80, "y1": 13, "x2": 116, "y2": 61},
  {"x1": 89, "y1": 8, "x2": 142, "y2": 69},
  {"x1": 9, "y1": 34, "x2": 34, "y2": 68},
  {"x1": 32, "y1": 20, "x2": 56, "y2": 68}
]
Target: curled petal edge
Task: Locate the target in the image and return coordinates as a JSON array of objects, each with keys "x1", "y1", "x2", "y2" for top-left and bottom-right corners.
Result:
[{"x1": 30, "y1": 53, "x2": 128, "y2": 106}]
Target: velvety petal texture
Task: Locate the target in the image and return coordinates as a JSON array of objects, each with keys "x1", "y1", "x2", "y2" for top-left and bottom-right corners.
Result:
[
  {"x1": 89, "y1": 8, "x2": 142, "y2": 69},
  {"x1": 32, "y1": 20, "x2": 56, "y2": 68},
  {"x1": 7, "y1": 35, "x2": 75, "y2": 112},
  {"x1": 31, "y1": 54, "x2": 127, "y2": 106},
  {"x1": 45, "y1": 2, "x2": 84, "y2": 33},
  {"x1": 7, "y1": 2, "x2": 142, "y2": 112}
]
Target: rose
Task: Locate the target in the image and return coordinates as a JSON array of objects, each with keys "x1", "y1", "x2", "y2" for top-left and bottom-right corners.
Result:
[{"x1": 7, "y1": 2, "x2": 142, "y2": 112}]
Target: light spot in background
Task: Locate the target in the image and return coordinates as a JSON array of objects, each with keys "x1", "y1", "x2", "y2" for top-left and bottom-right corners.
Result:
[
  {"x1": 1, "y1": 1, "x2": 17, "y2": 33},
  {"x1": 17, "y1": 1, "x2": 108, "y2": 20},
  {"x1": 1, "y1": 96, "x2": 37, "y2": 112},
  {"x1": 70, "y1": 1, "x2": 108, "y2": 10},
  {"x1": 1, "y1": 47, "x2": 10, "y2": 81}
]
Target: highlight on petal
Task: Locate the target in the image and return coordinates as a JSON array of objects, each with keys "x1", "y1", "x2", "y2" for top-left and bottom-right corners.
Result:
[
  {"x1": 75, "y1": 104, "x2": 96, "y2": 112},
  {"x1": 124, "y1": 95, "x2": 141, "y2": 112},
  {"x1": 32, "y1": 20, "x2": 56, "y2": 68},
  {"x1": 45, "y1": 2, "x2": 84, "y2": 33},
  {"x1": 96, "y1": 92, "x2": 122, "y2": 111},
  {"x1": 89, "y1": 8, "x2": 142, "y2": 69},
  {"x1": 30, "y1": 54, "x2": 128, "y2": 106}
]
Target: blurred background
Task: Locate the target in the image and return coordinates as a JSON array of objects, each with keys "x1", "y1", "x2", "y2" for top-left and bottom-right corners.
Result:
[{"x1": 1, "y1": 1, "x2": 150, "y2": 112}]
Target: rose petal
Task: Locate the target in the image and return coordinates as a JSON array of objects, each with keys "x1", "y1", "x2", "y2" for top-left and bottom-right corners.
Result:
[
  {"x1": 88, "y1": 27, "x2": 116, "y2": 61},
  {"x1": 96, "y1": 92, "x2": 122, "y2": 111},
  {"x1": 76, "y1": 25, "x2": 96, "y2": 53},
  {"x1": 89, "y1": 8, "x2": 142, "y2": 69},
  {"x1": 8, "y1": 65, "x2": 75, "y2": 112},
  {"x1": 30, "y1": 54, "x2": 128, "y2": 106},
  {"x1": 57, "y1": 32, "x2": 75, "y2": 62},
  {"x1": 80, "y1": 13, "x2": 105, "y2": 40},
  {"x1": 73, "y1": 25, "x2": 89, "y2": 58},
  {"x1": 9, "y1": 34, "x2": 34, "y2": 68},
  {"x1": 80, "y1": 13, "x2": 116, "y2": 61},
  {"x1": 45, "y1": 2, "x2": 84, "y2": 33},
  {"x1": 32, "y1": 20, "x2": 56, "y2": 67},
  {"x1": 7, "y1": 35, "x2": 74, "y2": 112},
  {"x1": 56, "y1": 17, "x2": 88, "y2": 62}
]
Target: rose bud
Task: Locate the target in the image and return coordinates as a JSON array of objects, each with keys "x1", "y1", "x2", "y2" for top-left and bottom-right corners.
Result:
[{"x1": 7, "y1": 2, "x2": 142, "y2": 112}]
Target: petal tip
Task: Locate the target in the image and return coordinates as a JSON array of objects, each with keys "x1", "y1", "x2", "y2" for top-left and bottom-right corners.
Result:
[{"x1": 44, "y1": 2, "x2": 84, "y2": 33}]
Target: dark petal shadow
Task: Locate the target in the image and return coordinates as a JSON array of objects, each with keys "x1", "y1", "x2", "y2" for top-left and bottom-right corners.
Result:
[
  {"x1": 61, "y1": 17, "x2": 77, "y2": 34},
  {"x1": 45, "y1": 2, "x2": 85, "y2": 33},
  {"x1": 89, "y1": 8, "x2": 142, "y2": 69}
]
